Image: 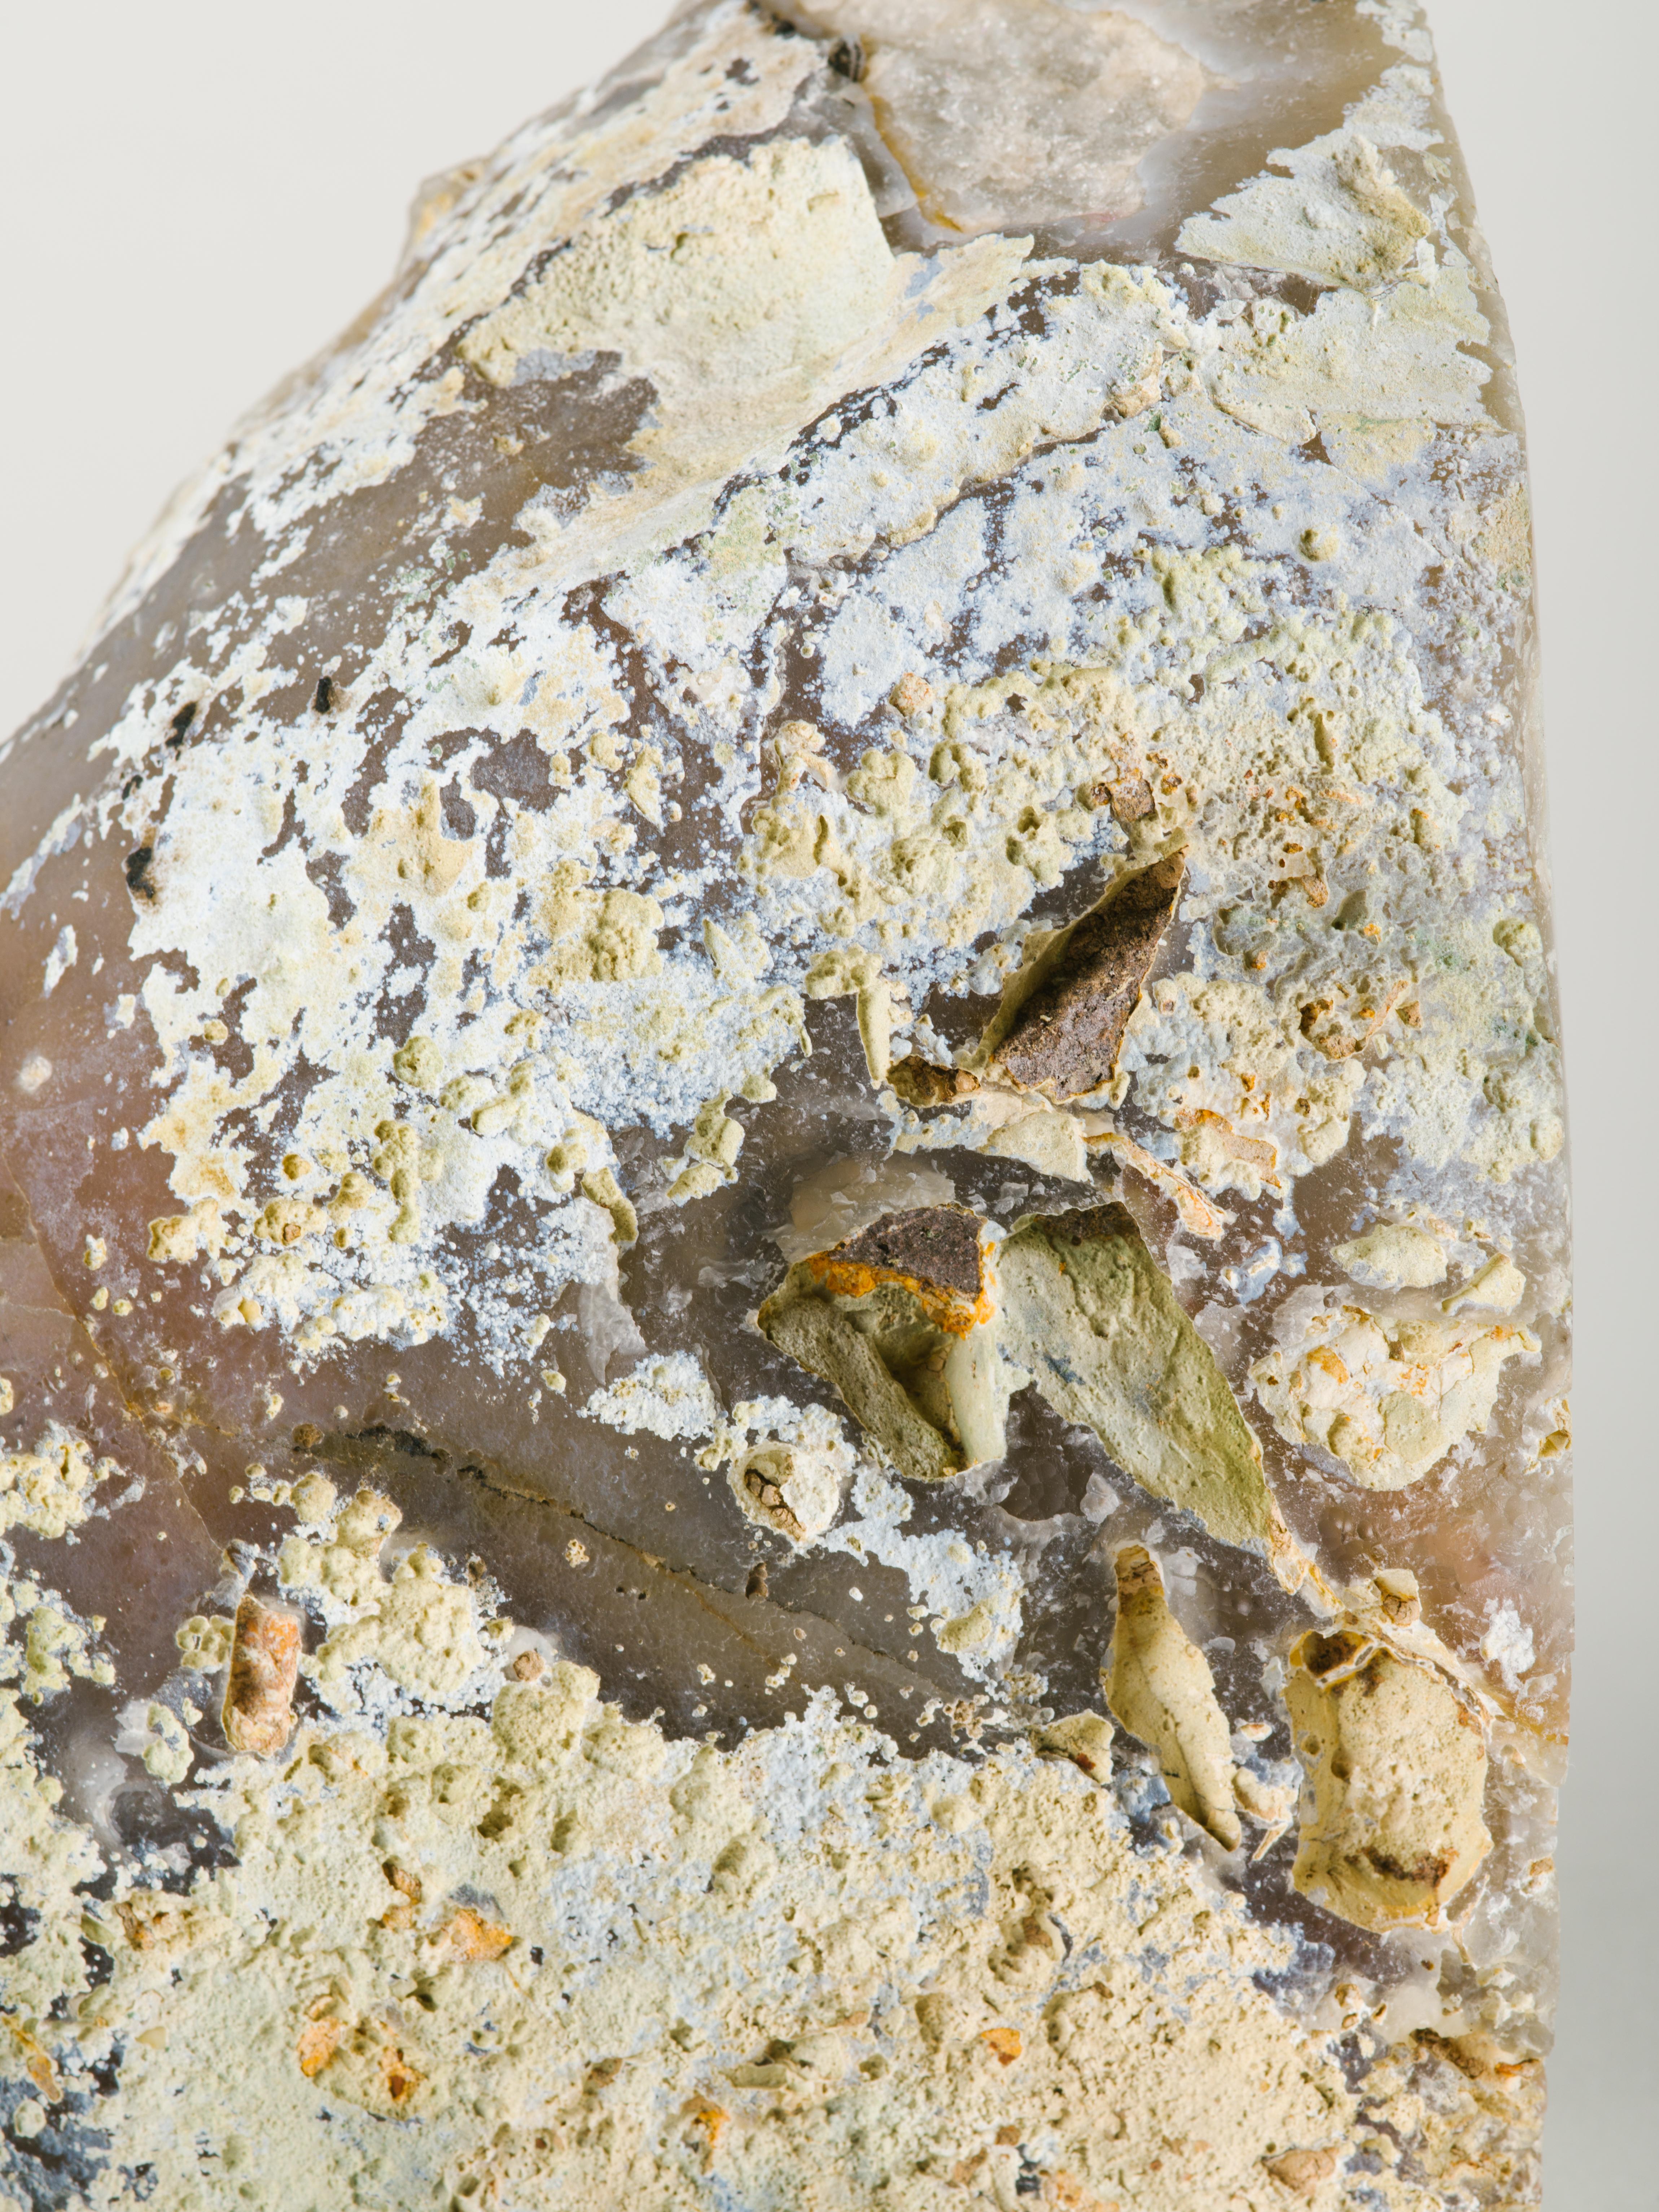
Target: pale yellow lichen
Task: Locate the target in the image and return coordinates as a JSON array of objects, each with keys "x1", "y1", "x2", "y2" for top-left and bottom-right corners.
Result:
[
  {"x1": 175, "y1": 1613, "x2": 236, "y2": 1672},
  {"x1": 464, "y1": 130, "x2": 1028, "y2": 566},
  {"x1": 1443, "y1": 1253, "x2": 1526, "y2": 1314},
  {"x1": 535, "y1": 866, "x2": 665, "y2": 988},
  {"x1": 0, "y1": 1661, "x2": 1367, "y2": 2211},
  {"x1": 1335, "y1": 1221, "x2": 1448, "y2": 1290},
  {"x1": 1181, "y1": 117, "x2": 1435, "y2": 294},
  {"x1": 727, "y1": 1440, "x2": 843, "y2": 1543},
  {"x1": 0, "y1": 1426, "x2": 117, "y2": 1541},
  {"x1": 310, "y1": 1545, "x2": 489, "y2": 1712},
  {"x1": 3, "y1": 1593, "x2": 114, "y2": 1702},
  {"x1": 0, "y1": 15, "x2": 1562, "y2": 2200}
]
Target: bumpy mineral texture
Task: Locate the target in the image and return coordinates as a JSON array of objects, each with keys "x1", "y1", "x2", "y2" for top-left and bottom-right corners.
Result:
[{"x1": 0, "y1": 2, "x2": 1567, "y2": 2206}]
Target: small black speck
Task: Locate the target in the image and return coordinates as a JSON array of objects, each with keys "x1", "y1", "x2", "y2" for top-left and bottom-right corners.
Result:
[
  {"x1": 313, "y1": 674, "x2": 335, "y2": 714},
  {"x1": 120, "y1": 774, "x2": 143, "y2": 801},
  {"x1": 828, "y1": 37, "x2": 864, "y2": 80},
  {"x1": 0, "y1": 1896, "x2": 39, "y2": 1957},
  {"x1": 124, "y1": 845, "x2": 156, "y2": 900},
  {"x1": 166, "y1": 701, "x2": 196, "y2": 749}
]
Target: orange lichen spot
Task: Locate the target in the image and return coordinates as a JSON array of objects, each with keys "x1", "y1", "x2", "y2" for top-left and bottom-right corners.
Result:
[
  {"x1": 8, "y1": 2023, "x2": 62, "y2": 2103},
  {"x1": 113, "y1": 1895, "x2": 191, "y2": 1952},
  {"x1": 1299, "y1": 978, "x2": 1407, "y2": 1060},
  {"x1": 296, "y1": 2018, "x2": 342, "y2": 2079},
  {"x1": 1305, "y1": 1344, "x2": 1350, "y2": 1387},
  {"x1": 221, "y1": 1594, "x2": 301, "y2": 1757},
  {"x1": 980, "y1": 2026, "x2": 1022, "y2": 2065},
  {"x1": 378, "y1": 1860, "x2": 423, "y2": 1930},
  {"x1": 436, "y1": 1905, "x2": 514, "y2": 1961},
  {"x1": 381, "y1": 2038, "x2": 424, "y2": 2105},
  {"x1": 298, "y1": 2010, "x2": 424, "y2": 2107},
  {"x1": 1173, "y1": 1108, "x2": 1278, "y2": 1173},
  {"x1": 683, "y1": 2097, "x2": 728, "y2": 2163},
  {"x1": 805, "y1": 1248, "x2": 991, "y2": 1339}
]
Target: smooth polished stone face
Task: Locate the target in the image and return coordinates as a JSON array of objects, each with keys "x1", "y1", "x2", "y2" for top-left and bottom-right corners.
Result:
[{"x1": 0, "y1": 3, "x2": 1565, "y2": 2206}]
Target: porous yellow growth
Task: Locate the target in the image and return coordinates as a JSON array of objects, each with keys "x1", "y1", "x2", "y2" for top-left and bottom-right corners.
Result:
[
  {"x1": 1251, "y1": 1302, "x2": 1536, "y2": 1490},
  {"x1": 0, "y1": 1426, "x2": 117, "y2": 1541},
  {"x1": 0, "y1": 1659, "x2": 1366, "y2": 2211},
  {"x1": 1285, "y1": 1629, "x2": 1491, "y2": 1932}
]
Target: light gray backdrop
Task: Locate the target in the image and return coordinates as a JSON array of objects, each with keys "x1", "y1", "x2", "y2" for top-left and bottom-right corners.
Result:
[{"x1": 2, "y1": 4, "x2": 1651, "y2": 2201}]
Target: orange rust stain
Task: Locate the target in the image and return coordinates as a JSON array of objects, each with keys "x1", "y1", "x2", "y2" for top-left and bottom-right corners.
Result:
[
  {"x1": 805, "y1": 1254, "x2": 992, "y2": 1338},
  {"x1": 980, "y1": 2026, "x2": 1023, "y2": 2065},
  {"x1": 382, "y1": 2040, "x2": 423, "y2": 2104},
  {"x1": 683, "y1": 2098, "x2": 728, "y2": 2162},
  {"x1": 384, "y1": 1861, "x2": 423, "y2": 1905}
]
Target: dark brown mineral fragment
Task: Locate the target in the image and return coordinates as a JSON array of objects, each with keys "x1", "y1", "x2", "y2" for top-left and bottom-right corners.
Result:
[
  {"x1": 990, "y1": 852, "x2": 1185, "y2": 1099},
  {"x1": 221, "y1": 1593, "x2": 302, "y2": 1757}
]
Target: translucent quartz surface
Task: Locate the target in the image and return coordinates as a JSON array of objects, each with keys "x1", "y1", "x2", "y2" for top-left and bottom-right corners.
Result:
[{"x1": 0, "y1": 3, "x2": 1565, "y2": 2206}]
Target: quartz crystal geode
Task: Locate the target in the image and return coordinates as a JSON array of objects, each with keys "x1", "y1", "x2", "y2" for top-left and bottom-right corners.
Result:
[{"x1": 0, "y1": 2, "x2": 1569, "y2": 2206}]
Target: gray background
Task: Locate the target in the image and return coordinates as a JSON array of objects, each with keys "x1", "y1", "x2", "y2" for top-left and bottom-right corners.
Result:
[{"x1": 1, "y1": 4, "x2": 1651, "y2": 2200}]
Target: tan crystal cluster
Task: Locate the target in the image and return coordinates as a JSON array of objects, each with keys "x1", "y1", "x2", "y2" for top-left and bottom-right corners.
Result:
[{"x1": 0, "y1": 1, "x2": 1565, "y2": 2206}]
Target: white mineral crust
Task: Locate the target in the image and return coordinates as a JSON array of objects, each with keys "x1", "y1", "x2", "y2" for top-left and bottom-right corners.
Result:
[{"x1": 0, "y1": 2, "x2": 1566, "y2": 2206}]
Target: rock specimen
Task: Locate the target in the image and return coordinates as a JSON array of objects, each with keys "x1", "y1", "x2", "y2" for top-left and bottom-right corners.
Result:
[{"x1": 0, "y1": 1, "x2": 1567, "y2": 2206}]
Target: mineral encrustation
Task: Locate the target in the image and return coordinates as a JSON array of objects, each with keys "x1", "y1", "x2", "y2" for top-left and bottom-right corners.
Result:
[{"x1": 0, "y1": 2, "x2": 1568, "y2": 2206}]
